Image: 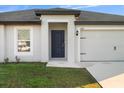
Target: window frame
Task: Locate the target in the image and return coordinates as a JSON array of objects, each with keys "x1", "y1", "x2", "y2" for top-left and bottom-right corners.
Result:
[{"x1": 14, "y1": 26, "x2": 33, "y2": 56}]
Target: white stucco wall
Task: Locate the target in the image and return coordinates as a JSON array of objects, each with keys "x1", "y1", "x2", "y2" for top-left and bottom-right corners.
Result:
[
  {"x1": 5, "y1": 25, "x2": 41, "y2": 62},
  {"x1": 0, "y1": 25, "x2": 5, "y2": 62}
]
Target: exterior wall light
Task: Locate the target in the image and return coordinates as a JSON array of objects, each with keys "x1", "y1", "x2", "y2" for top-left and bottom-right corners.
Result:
[{"x1": 76, "y1": 30, "x2": 79, "y2": 36}]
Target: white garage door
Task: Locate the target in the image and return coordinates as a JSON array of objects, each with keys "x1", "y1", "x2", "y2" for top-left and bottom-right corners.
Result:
[{"x1": 80, "y1": 30, "x2": 124, "y2": 62}]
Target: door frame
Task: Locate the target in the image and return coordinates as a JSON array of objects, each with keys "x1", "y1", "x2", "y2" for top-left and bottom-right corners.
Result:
[{"x1": 49, "y1": 30, "x2": 67, "y2": 60}]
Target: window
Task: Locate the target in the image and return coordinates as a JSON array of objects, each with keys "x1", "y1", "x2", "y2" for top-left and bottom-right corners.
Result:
[
  {"x1": 18, "y1": 30, "x2": 30, "y2": 52},
  {"x1": 14, "y1": 27, "x2": 33, "y2": 55}
]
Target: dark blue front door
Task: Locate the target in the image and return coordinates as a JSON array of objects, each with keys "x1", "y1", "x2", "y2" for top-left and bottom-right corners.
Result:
[{"x1": 51, "y1": 30, "x2": 65, "y2": 58}]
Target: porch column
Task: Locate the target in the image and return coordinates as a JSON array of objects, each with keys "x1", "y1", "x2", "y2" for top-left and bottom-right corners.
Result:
[
  {"x1": 67, "y1": 21, "x2": 75, "y2": 63},
  {"x1": 41, "y1": 20, "x2": 49, "y2": 62},
  {"x1": 0, "y1": 25, "x2": 5, "y2": 62}
]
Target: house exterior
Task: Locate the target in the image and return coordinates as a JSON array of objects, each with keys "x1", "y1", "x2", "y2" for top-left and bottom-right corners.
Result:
[{"x1": 0, "y1": 8, "x2": 124, "y2": 68}]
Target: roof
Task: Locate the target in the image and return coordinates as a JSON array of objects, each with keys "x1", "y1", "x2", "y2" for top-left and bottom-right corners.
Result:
[
  {"x1": 0, "y1": 9, "x2": 41, "y2": 24},
  {"x1": 0, "y1": 8, "x2": 124, "y2": 25},
  {"x1": 75, "y1": 11, "x2": 124, "y2": 25}
]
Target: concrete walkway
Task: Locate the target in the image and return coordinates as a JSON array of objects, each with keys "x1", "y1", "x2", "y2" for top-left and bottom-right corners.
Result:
[{"x1": 85, "y1": 62, "x2": 124, "y2": 88}]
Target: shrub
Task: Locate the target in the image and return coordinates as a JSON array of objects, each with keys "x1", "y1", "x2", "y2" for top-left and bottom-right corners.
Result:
[
  {"x1": 4, "y1": 57, "x2": 9, "y2": 64},
  {"x1": 15, "y1": 56, "x2": 20, "y2": 63}
]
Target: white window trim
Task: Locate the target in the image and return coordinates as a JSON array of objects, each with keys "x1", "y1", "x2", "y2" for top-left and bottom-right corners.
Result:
[{"x1": 14, "y1": 26, "x2": 33, "y2": 56}]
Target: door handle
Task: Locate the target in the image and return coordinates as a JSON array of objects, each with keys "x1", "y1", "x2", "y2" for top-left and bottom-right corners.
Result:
[{"x1": 80, "y1": 53, "x2": 87, "y2": 55}]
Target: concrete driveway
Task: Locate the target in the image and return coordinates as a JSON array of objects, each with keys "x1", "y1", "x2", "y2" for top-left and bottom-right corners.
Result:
[{"x1": 85, "y1": 62, "x2": 124, "y2": 88}]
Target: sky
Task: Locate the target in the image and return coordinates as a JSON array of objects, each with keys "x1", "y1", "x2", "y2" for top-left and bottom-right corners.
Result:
[{"x1": 0, "y1": 5, "x2": 124, "y2": 16}]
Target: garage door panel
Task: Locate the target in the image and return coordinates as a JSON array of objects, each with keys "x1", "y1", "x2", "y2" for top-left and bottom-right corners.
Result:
[
  {"x1": 80, "y1": 30, "x2": 124, "y2": 61},
  {"x1": 80, "y1": 39, "x2": 114, "y2": 54}
]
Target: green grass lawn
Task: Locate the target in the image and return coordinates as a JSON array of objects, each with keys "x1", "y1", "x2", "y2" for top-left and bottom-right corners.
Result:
[{"x1": 0, "y1": 63, "x2": 101, "y2": 88}]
